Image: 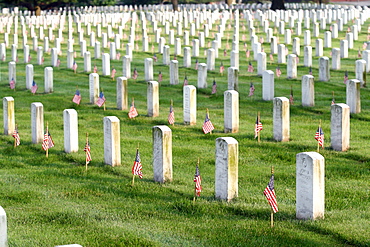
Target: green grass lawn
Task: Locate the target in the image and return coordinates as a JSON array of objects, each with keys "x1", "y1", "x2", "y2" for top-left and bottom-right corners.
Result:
[{"x1": 0, "y1": 6, "x2": 369, "y2": 246}]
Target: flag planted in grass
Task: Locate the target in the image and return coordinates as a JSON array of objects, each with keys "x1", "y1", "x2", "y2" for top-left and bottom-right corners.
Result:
[
  {"x1": 132, "y1": 149, "x2": 143, "y2": 179},
  {"x1": 183, "y1": 75, "x2": 188, "y2": 86},
  {"x1": 132, "y1": 68, "x2": 138, "y2": 79},
  {"x1": 219, "y1": 62, "x2": 224, "y2": 74},
  {"x1": 128, "y1": 99, "x2": 139, "y2": 119},
  {"x1": 168, "y1": 103, "x2": 175, "y2": 125},
  {"x1": 202, "y1": 110, "x2": 214, "y2": 134},
  {"x1": 315, "y1": 126, "x2": 324, "y2": 149},
  {"x1": 93, "y1": 65, "x2": 98, "y2": 73},
  {"x1": 9, "y1": 77, "x2": 15, "y2": 89},
  {"x1": 72, "y1": 61, "x2": 78, "y2": 72},
  {"x1": 12, "y1": 125, "x2": 20, "y2": 147},
  {"x1": 289, "y1": 86, "x2": 294, "y2": 105},
  {"x1": 212, "y1": 79, "x2": 217, "y2": 94},
  {"x1": 31, "y1": 80, "x2": 38, "y2": 94},
  {"x1": 96, "y1": 91, "x2": 106, "y2": 107},
  {"x1": 248, "y1": 83, "x2": 255, "y2": 96},
  {"x1": 42, "y1": 130, "x2": 54, "y2": 151},
  {"x1": 72, "y1": 89, "x2": 81, "y2": 105},
  {"x1": 254, "y1": 114, "x2": 263, "y2": 139},
  {"x1": 275, "y1": 66, "x2": 281, "y2": 77},
  {"x1": 248, "y1": 62, "x2": 254, "y2": 72},
  {"x1": 344, "y1": 71, "x2": 349, "y2": 84},
  {"x1": 158, "y1": 71, "x2": 163, "y2": 82},
  {"x1": 194, "y1": 165, "x2": 202, "y2": 197},
  {"x1": 263, "y1": 174, "x2": 278, "y2": 213},
  {"x1": 111, "y1": 68, "x2": 116, "y2": 80},
  {"x1": 84, "y1": 140, "x2": 92, "y2": 164}
]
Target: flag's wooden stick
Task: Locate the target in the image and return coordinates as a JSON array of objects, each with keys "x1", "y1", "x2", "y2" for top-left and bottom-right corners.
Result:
[
  {"x1": 207, "y1": 108, "x2": 212, "y2": 134},
  {"x1": 171, "y1": 99, "x2": 174, "y2": 126},
  {"x1": 271, "y1": 166, "x2": 274, "y2": 228},
  {"x1": 257, "y1": 111, "x2": 261, "y2": 143},
  {"x1": 132, "y1": 143, "x2": 140, "y2": 187},
  {"x1": 317, "y1": 120, "x2": 321, "y2": 153},
  {"x1": 85, "y1": 133, "x2": 89, "y2": 171},
  {"x1": 13, "y1": 124, "x2": 17, "y2": 148},
  {"x1": 45, "y1": 122, "x2": 49, "y2": 158},
  {"x1": 193, "y1": 158, "x2": 200, "y2": 203}
]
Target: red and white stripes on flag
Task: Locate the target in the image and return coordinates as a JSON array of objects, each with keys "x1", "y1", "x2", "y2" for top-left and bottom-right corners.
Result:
[
  {"x1": 315, "y1": 126, "x2": 324, "y2": 148},
  {"x1": 42, "y1": 131, "x2": 54, "y2": 151},
  {"x1": 9, "y1": 77, "x2": 15, "y2": 89},
  {"x1": 128, "y1": 101, "x2": 139, "y2": 119},
  {"x1": 111, "y1": 68, "x2": 116, "y2": 79},
  {"x1": 12, "y1": 126, "x2": 20, "y2": 146},
  {"x1": 202, "y1": 112, "x2": 215, "y2": 134},
  {"x1": 72, "y1": 89, "x2": 81, "y2": 105},
  {"x1": 263, "y1": 175, "x2": 278, "y2": 213},
  {"x1": 254, "y1": 115, "x2": 263, "y2": 138},
  {"x1": 194, "y1": 165, "x2": 202, "y2": 197},
  {"x1": 168, "y1": 105, "x2": 175, "y2": 125},
  {"x1": 84, "y1": 141, "x2": 92, "y2": 164},
  {"x1": 132, "y1": 149, "x2": 143, "y2": 179}
]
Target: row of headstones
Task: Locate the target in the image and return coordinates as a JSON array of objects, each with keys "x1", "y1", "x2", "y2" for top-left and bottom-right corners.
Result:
[
  {"x1": 3, "y1": 89, "x2": 351, "y2": 154},
  {"x1": 0, "y1": 146, "x2": 330, "y2": 246}
]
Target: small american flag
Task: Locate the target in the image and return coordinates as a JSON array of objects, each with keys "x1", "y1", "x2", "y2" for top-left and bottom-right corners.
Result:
[
  {"x1": 248, "y1": 62, "x2": 254, "y2": 73},
  {"x1": 219, "y1": 63, "x2": 224, "y2": 74},
  {"x1": 248, "y1": 83, "x2": 255, "y2": 96},
  {"x1": 259, "y1": 37, "x2": 264, "y2": 44},
  {"x1": 264, "y1": 175, "x2": 278, "y2": 213},
  {"x1": 41, "y1": 56, "x2": 44, "y2": 64},
  {"x1": 276, "y1": 66, "x2": 281, "y2": 77},
  {"x1": 224, "y1": 49, "x2": 227, "y2": 56},
  {"x1": 56, "y1": 59, "x2": 61, "y2": 67},
  {"x1": 74, "y1": 51, "x2": 77, "y2": 58},
  {"x1": 358, "y1": 49, "x2": 362, "y2": 58},
  {"x1": 128, "y1": 100, "x2": 139, "y2": 119},
  {"x1": 16, "y1": 56, "x2": 19, "y2": 62},
  {"x1": 296, "y1": 56, "x2": 299, "y2": 64},
  {"x1": 158, "y1": 71, "x2": 163, "y2": 82},
  {"x1": 254, "y1": 115, "x2": 263, "y2": 138},
  {"x1": 344, "y1": 71, "x2": 349, "y2": 84},
  {"x1": 132, "y1": 149, "x2": 143, "y2": 179},
  {"x1": 315, "y1": 126, "x2": 324, "y2": 149},
  {"x1": 12, "y1": 126, "x2": 20, "y2": 146},
  {"x1": 31, "y1": 80, "x2": 38, "y2": 94},
  {"x1": 242, "y1": 34, "x2": 246, "y2": 41},
  {"x1": 28, "y1": 54, "x2": 31, "y2": 63},
  {"x1": 111, "y1": 68, "x2": 116, "y2": 80},
  {"x1": 153, "y1": 54, "x2": 157, "y2": 62},
  {"x1": 93, "y1": 65, "x2": 98, "y2": 73},
  {"x1": 42, "y1": 131, "x2": 54, "y2": 151},
  {"x1": 96, "y1": 91, "x2": 106, "y2": 107},
  {"x1": 331, "y1": 97, "x2": 335, "y2": 105},
  {"x1": 202, "y1": 112, "x2": 215, "y2": 134},
  {"x1": 116, "y1": 52, "x2": 121, "y2": 60},
  {"x1": 194, "y1": 165, "x2": 202, "y2": 197},
  {"x1": 2, "y1": 54, "x2": 5, "y2": 61},
  {"x1": 9, "y1": 77, "x2": 15, "y2": 89},
  {"x1": 195, "y1": 59, "x2": 199, "y2": 70},
  {"x1": 270, "y1": 53, "x2": 274, "y2": 62},
  {"x1": 347, "y1": 27, "x2": 351, "y2": 32},
  {"x1": 212, "y1": 80, "x2": 217, "y2": 94},
  {"x1": 363, "y1": 43, "x2": 367, "y2": 50},
  {"x1": 132, "y1": 68, "x2": 138, "y2": 79},
  {"x1": 84, "y1": 141, "x2": 92, "y2": 164},
  {"x1": 72, "y1": 61, "x2": 77, "y2": 72},
  {"x1": 183, "y1": 75, "x2": 188, "y2": 86},
  {"x1": 168, "y1": 104, "x2": 175, "y2": 125},
  {"x1": 309, "y1": 67, "x2": 312, "y2": 75},
  {"x1": 72, "y1": 89, "x2": 81, "y2": 105}
]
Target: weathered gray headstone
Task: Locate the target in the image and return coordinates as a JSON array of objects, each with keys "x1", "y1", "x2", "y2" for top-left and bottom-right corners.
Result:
[
  {"x1": 273, "y1": 97, "x2": 290, "y2": 142},
  {"x1": 63, "y1": 109, "x2": 78, "y2": 153},
  {"x1": 44, "y1": 67, "x2": 53, "y2": 93},
  {"x1": 89, "y1": 73, "x2": 99, "y2": 104},
  {"x1": 346, "y1": 79, "x2": 361, "y2": 114},
  {"x1": 3, "y1": 97, "x2": 15, "y2": 136},
  {"x1": 215, "y1": 137, "x2": 238, "y2": 201},
  {"x1": 197, "y1": 63, "x2": 207, "y2": 88},
  {"x1": 153, "y1": 125, "x2": 172, "y2": 183},
  {"x1": 103, "y1": 116, "x2": 121, "y2": 167},
  {"x1": 302, "y1": 75, "x2": 315, "y2": 107},
  {"x1": 145, "y1": 58, "x2": 153, "y2": 82},
  {"x1": 296, "y1": 152, "x2": 325, "y2": 220},
  {"x1": 170, "y1": 60, "x2": 179, "y2": 85},
  {"x1": 183, "y1": 85, "x2": 196, "y2": 125},
  {"x1": 147, "y1": 81, "x2": 159, "y2": 117},
  {"x1": 331, "y1": 103, "x2": 350, "y2": 151},
  {"x1": 116, "y1": 77, "x2": 128, "y2": 110},
  {"x1": 0, "y1": 206, "x2": 7, "y2": 247},
  {"x1": 31, "y1": 102, "x2": 44, "y2": 144},
  {"x1": 224, "y1": 90, "x2": 239, "y2": 133},
  {"x1": 319, "y1": 57, "x2": 330, "y2": 82},
  {"x1": 355, "y1": 59, "x2": 366, "y2": 87},
  {"x1": 26, "y1": 64, "x2": 33, "y2": 90},
  {"x1": 262, "y1": 70, "x2": 274, "y2": 101}
]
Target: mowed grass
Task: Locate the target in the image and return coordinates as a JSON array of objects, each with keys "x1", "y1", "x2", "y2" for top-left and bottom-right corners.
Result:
[{"x1": 0, "y1": 6, "x2": 369, "y2": 246}]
